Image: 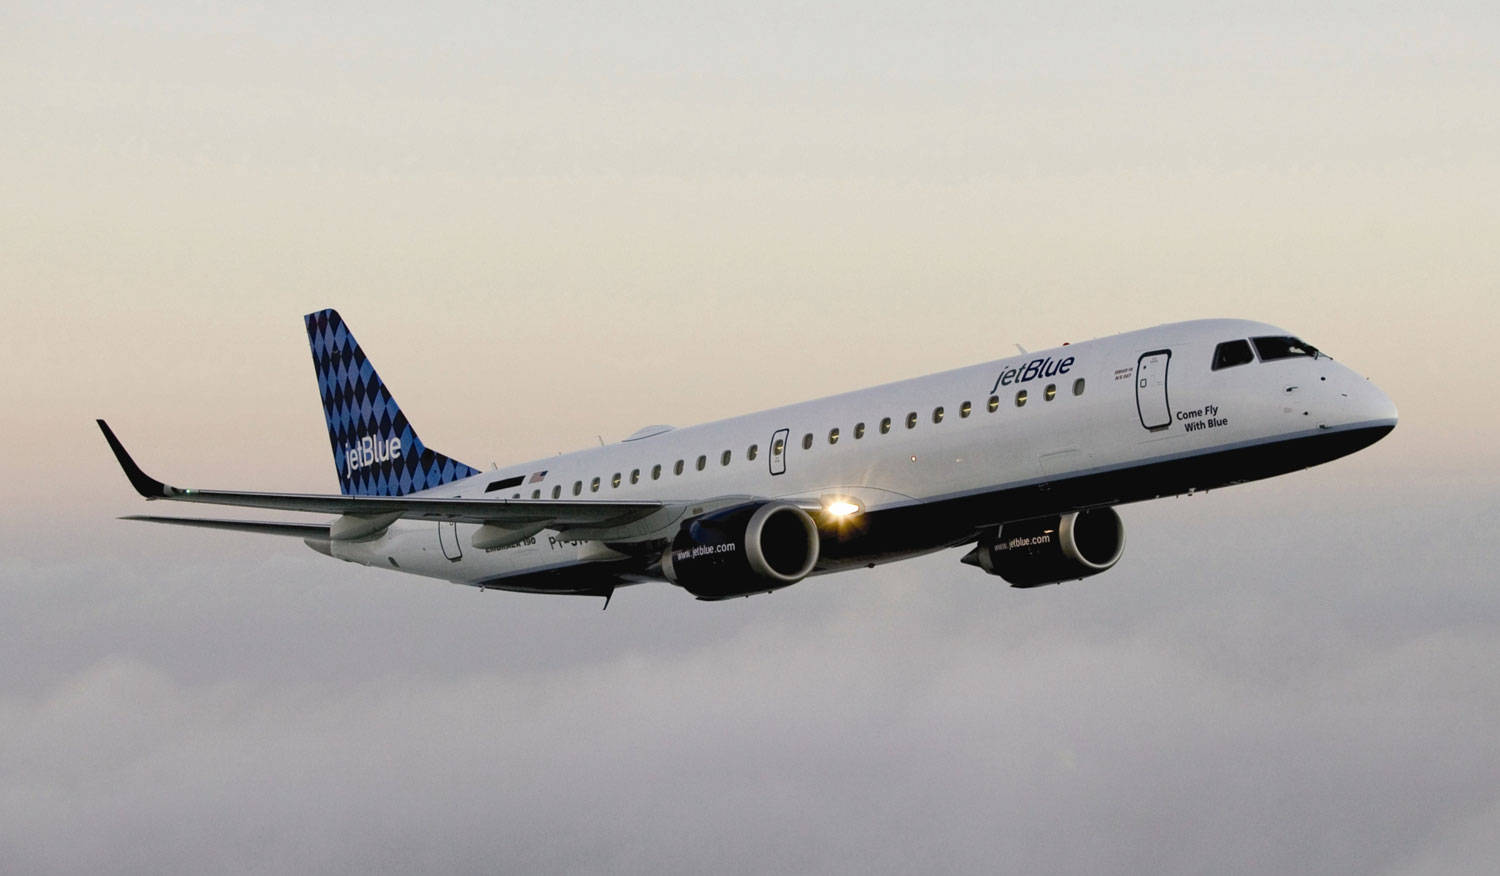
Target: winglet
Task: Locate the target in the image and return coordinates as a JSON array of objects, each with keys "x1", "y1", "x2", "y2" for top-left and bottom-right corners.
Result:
[{"x1": 97, "y1": 420, "x2": 170, "y2": 498}]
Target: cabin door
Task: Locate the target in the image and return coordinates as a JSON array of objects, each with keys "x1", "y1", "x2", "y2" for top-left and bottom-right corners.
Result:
[
  {"x1": 769, "y1": 428, "x2": 789, "y2": 476},
  {"x1": 1136, "y1": 349, "x2": 1172, "y2": 431}
]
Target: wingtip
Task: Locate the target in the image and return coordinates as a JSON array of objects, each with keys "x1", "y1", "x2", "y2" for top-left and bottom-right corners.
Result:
[{"x1": 97, "y1": 420, "x2": 169, "y2": 498}]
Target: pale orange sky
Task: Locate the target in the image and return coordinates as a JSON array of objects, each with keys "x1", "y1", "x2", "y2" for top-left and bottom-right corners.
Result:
[{"x1": 1, "y1": 1, "x2": 1496, "y2": 518}]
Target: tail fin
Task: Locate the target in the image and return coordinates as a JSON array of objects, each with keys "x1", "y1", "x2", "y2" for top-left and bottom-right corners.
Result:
[{"x1": 304, "y1": 309, "x2": 480, "y2": 496}]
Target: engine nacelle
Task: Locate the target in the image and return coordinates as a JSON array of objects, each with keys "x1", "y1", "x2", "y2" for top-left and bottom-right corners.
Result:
[
  {"x1": 661, "y1": 501, "x2": 820, "y2": 600},
  {"x1": 965, "y1": 508, "x2": 1125, "y2": 588}
]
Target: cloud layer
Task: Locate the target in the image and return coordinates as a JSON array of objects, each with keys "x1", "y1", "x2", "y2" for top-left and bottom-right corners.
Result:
[{"x1": 4, "y1": 480, "x2": 1496, "y2": 874}]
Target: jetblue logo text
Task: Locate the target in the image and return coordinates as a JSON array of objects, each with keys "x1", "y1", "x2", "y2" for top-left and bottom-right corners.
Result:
[
  {"x1": 674, "y1": 543, "x2": 738, "y2": 562},
  {"x1": 991, "y1": 355, "x2": 1076, "y2": 393},
  {"x1": 345, "y1": 435, "x2": 402, "y2": 473},
  {"x1": 995, "y1": 533, "x2": 1053, "y2": 551}
]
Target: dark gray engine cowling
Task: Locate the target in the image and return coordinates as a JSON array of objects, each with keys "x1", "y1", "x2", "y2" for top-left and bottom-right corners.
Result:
[
  {"x1": 661, "y1": 501, "x2": 820, "y2": 600},
  {"x1": 966, "y1": 508, "x2": 1125, "y2": 588}
]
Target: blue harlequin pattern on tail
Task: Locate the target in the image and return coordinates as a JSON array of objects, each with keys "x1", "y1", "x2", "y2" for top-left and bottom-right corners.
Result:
[{"x1": 305, "y1": 309, "x2": 480, "y2": 496}]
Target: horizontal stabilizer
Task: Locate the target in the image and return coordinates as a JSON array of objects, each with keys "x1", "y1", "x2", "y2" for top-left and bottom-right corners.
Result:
[{"x1": 123, "y1": 515, "x2": 331, "y2": 538}]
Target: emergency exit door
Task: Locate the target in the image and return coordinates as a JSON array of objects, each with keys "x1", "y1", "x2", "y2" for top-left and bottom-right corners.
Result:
[{"x1": 1136, "y1": 350, "x2": 1172, "y2": 431}]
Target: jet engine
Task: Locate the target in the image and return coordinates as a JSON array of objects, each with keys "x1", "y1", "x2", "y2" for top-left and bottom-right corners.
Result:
[
  {"x1": 964, "y1": 508, "x2": 1125, "y2": 588},
  {"x1": 662, "y1": 501, "x2": 820, "y2": 600}
]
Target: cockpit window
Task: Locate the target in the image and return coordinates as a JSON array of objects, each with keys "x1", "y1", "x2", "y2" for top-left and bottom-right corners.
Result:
[
  {"x1": 1212, "y1": 339, "x2": 1255, "y2": 370},
  {"x1": 1252, "y1": 336, "x2": 1320, "y2": 361}
]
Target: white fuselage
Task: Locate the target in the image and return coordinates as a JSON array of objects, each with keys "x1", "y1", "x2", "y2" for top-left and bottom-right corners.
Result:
[{"x1": 326, "y1": 319, "x2": 1397, "y2": 593}]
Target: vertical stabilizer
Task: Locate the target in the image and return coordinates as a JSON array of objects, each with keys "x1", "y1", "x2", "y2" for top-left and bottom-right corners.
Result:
[{"x1": 304, "y1": 309, "x2": 480, "y2": 496}]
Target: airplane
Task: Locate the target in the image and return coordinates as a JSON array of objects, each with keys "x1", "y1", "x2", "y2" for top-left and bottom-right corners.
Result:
[{"x1": 99, "y1": 309, "x2": 1397, "y2": 602}]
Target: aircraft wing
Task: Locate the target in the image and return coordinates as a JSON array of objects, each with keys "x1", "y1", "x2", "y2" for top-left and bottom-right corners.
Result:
[{"x1": 98, "y1": 420, "x2": 665, "y2": 531}]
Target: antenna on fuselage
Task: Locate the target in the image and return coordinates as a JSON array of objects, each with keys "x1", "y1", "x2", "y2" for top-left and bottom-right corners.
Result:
[{"x1": 1015, "y1": 343, "x2": 1029, "y2": 355}]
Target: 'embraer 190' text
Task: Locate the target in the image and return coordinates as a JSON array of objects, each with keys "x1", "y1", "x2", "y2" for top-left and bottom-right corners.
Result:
[
  {"x1": 346, "y1": 435, "x2": 401, "y2": 472},
  {"x1": 991, "y1": 355, "x2": 1076, "y2": 393}
]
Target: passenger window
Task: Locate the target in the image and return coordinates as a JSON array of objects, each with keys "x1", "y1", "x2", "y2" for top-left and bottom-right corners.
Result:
[
  {"x1": 651, "y1": 464, "x2": 662, "y2": 480},
  {"x1": 552, "y1": 485, "x2": 561, "y2": 499},
  {"x1": 1015, "y1": 390, "x2": 1028, "y2": 407},
  {"x1": 932, "y1": 406, "x2": 944, "y2": 424},
  {"x1": 1044, "y1": 384, "x2": 1056, "y2": 401},
  {"x1": 906, "y1": 412, "x2": 918, "y2": 429},
  {"x1": 630, "y1": 469, "x2": 640, "y2": 484},
  {"x1": 590, "y1": 477, "x2": 600, "y2": 493},
  {"x1": 674, "y1": 460, "x2": 685, "y2": 476},
  {"x1": 828, "y1": 427, "x2": 840, "y2": 445},
  {"x1": 772, "y1": 438, "x2": 785, "y2": 456},
  {"x1": 747, "y1": 444, "x2": 759, "y2": 461},
  {"x1": 987, "y1": 395, "x2": 1000, "y2": 413},
  {"x1": 1073, "y1": 378, "x2": 1085, "y2": 396},
  {"x1": 573, "y1": 481, "x2": 582, "y2": 496},
  {"x1": 880, "y1": 417, "x2": 892, "y2": 434},
  {"x1": 696, "y1": 455, "x2": 706, "y2": 471},
  {"x1": 854, "y1": 422, "x2": 865, "y2": 439},
  {"x1": 1213, "y1": 339, "x2": 1256, "y2": 370},
  {"x1": 802, "y1": 433, "x2": 814, "y2": 450},
  {"x1": 1251, "y1": 336, "x2": 1319, "y2": 361},
  {"x1": 959, "y1": 401, "x2": 971, "y2": 418},
  {"x1": 721, "y1": 450, "x2": 731, "y2": 466},
  {"x1": 611, "y1": 472, "x2": 621, "y2": 488}
]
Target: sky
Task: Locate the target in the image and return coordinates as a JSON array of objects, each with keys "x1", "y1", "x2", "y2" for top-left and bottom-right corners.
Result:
[{"x1": 2, "y1": 1, "x2": 1499, "y2": 872}]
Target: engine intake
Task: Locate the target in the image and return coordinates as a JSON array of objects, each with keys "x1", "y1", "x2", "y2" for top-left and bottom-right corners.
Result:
[
  {"x1": 965, "y1": 508, "x2": 1125, "y2": 588},
  {"x1": 662, "y1": 502, "x2": 820, "y2": 600}
]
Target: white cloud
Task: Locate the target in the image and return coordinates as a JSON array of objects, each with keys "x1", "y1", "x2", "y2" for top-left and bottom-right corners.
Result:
[{"x1": 3, "y1": 485, "x2": 1498, "y2": 874}]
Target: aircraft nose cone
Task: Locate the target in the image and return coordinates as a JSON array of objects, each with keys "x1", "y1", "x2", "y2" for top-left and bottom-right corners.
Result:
[
  {"x1": 1331, "y1": 374, "x2": 1397, "y2": 454},
  {"x1": 1360, "y1": 379, "x2": 1399, "y2": 429},
  {"x1": 1316, "y1": 362, "x2": 1396, "y2": 442}
]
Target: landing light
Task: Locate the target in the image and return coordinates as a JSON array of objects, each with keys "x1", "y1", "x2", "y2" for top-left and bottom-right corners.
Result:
[{"x1": 824, "y1": 499, "x2": 862, "y2": 518}]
